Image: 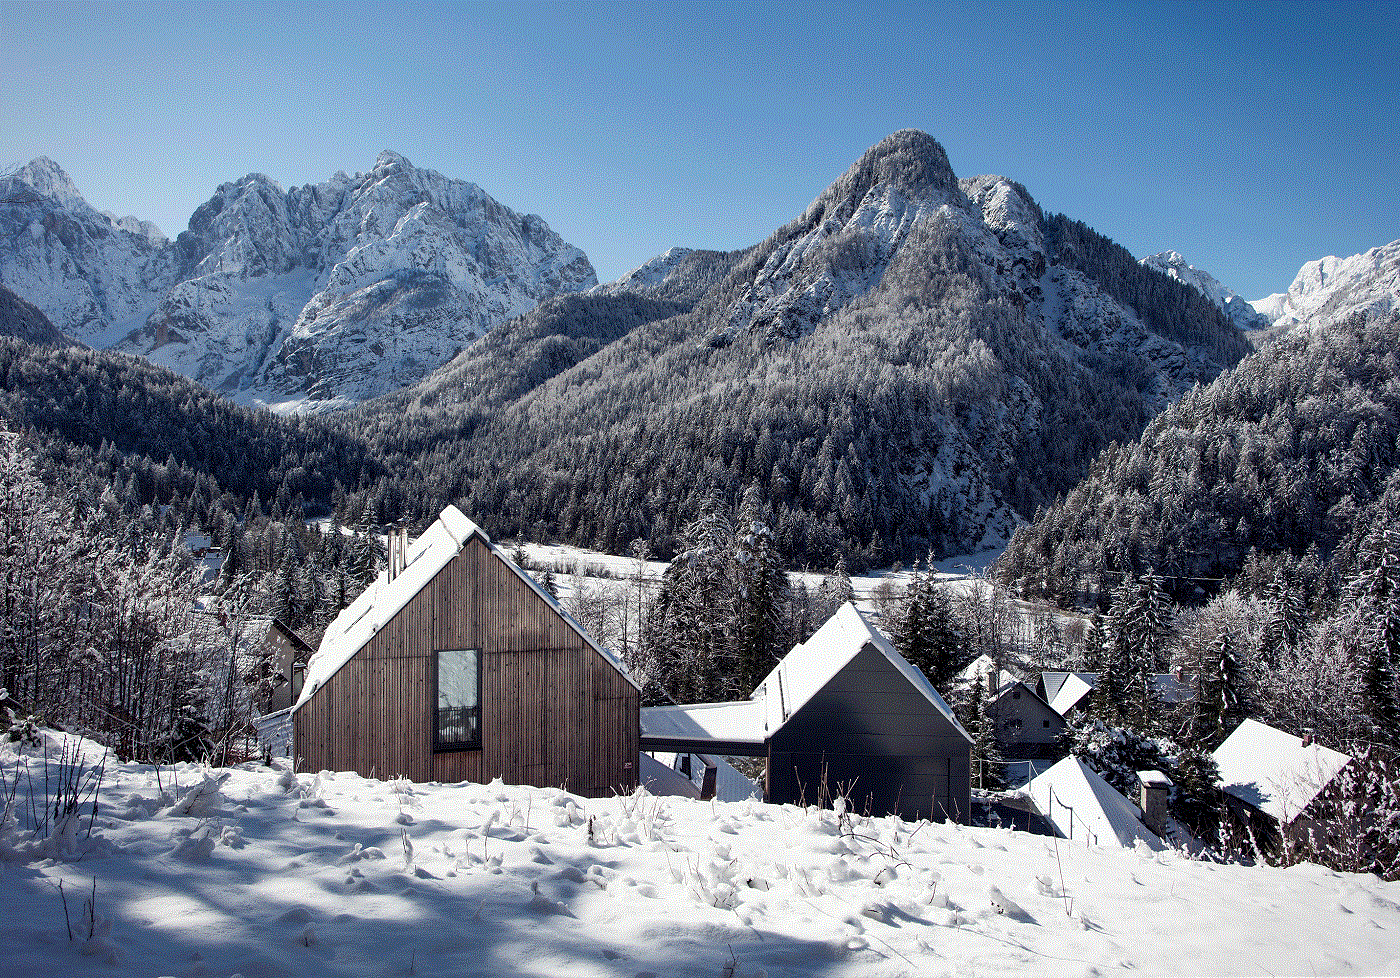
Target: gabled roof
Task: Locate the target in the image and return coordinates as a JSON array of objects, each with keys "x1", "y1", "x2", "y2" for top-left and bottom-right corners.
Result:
[
  {"x1": 1023, "y1": 756, "x2": 1165, "y2": 850},
  {"x1": 292, "y1": 505, "x2": 636, "y2": 711},
  {"x1": 1213, "y1": 719, "x2": 1351, "y2": 823},
  {"x1": 753, "y1": 602, "x2": 972, "y2": 743},
  {"x1": 1038, "y1": 671, "x2": 1195, "y2": 717},
  {"x1": 988, "y1": 679, "x2": 1057, "y2": 716}
]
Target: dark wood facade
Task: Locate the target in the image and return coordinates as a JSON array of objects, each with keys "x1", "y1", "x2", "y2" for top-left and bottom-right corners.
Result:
[
  {"x1": 294, "y1": 534, "x2": 639, "y2": 796},
  {"x1": 764, "y1": 644, "x2": 972, "y2": 822}
]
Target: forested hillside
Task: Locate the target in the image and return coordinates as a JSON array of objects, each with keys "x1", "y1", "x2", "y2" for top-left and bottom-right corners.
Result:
[
  {"x1": 334, "y1": 131, "x2": 1246, "y2": 569},
  {"x1": 0, "y1": 286, "x2": 71, "y2": 347},
  {"x1": 997, "y1": 310, "x2": 1400, "y2": 607}
]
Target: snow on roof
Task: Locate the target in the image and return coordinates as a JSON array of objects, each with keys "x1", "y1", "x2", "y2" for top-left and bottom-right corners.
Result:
[
  {"x1": 1213, "y1": 719, "x2": 1351, "y2": 823},
  {"x1": 292, "y1": 506, "x2": 636, "y2": 712},
  {"x1": 1040, "y1": 671, "x2": 1193, "y2": 716},
  {"x1": 639, "y1": 701, "x2": 768, "y2": 745},
  {"x1": 1047, "y1": 673, "x2": 1095, "y2": 715},
  {"x1": 1024, "y1": 756, "x2": 1165, "y2": 850},
  {"x1": 754, "y1": 602, "x2": 972, "y2": 743},
  {"x1": 953, "y1": 654, "x2": 1017, "y2": 693}
]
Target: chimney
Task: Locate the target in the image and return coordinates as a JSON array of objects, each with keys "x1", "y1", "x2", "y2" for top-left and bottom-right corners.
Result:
[
  {"x1": 1301, "y1": 729, "x2": 1313, "y2": 747},
  {"x1": 987, "y1": 664, "x2": 998, "y2": 696},
  {"x1": 1137, "y1": 770, "x2": 1173, "y2": 838},
  {"x1": 386, "y1": 531, "x2": 396, "y2": 582}
]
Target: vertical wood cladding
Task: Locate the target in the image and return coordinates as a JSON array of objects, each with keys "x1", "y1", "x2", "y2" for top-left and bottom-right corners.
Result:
[{"x1": 294, "y1": 535, "x2": 638, "y2": 796}]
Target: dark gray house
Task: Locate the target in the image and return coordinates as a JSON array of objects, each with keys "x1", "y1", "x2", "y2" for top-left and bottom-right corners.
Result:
[{"x1": 641, "y1": 602, "x2": 973, "y2": 822}]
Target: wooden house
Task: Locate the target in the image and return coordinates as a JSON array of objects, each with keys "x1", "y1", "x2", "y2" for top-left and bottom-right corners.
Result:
[
  {"x1": 271, "y1": 506, "x2": 640, "y2": 796},
  {"x1": 641, "y1": 602, "x2": 973, "y2": 822},
  {"x1": 1213, "y1": 718, "x2": 1352, "y2": 851}
]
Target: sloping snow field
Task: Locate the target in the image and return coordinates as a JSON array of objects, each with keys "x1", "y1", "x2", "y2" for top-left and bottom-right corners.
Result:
[{"x1": 3, "y1": 734, "x2": 1398, "y2": 978}]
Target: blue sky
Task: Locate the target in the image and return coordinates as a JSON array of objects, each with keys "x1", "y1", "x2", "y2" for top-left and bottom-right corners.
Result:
[{"x1": 2, "y1": 0, "x2": 1396, "y2": 300}]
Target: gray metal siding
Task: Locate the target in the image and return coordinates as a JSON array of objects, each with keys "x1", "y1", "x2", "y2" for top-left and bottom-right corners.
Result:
[{"x1": 767, "y1": 644, "x2": 972, "y2": 822}]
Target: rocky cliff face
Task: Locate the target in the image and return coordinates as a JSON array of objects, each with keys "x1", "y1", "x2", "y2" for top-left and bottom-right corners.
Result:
[
  {"x1": 1141, "y1": 250, "x2": 1270, "y2": 331},
  {"x1": 0, "y1": 153, "x2": 596, "y2": 410},
  {"x1": 1251, "y1": 240, "x2": 1400, "y2": 335}
]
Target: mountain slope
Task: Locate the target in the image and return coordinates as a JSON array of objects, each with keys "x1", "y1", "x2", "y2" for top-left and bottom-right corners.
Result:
[
  {"x1": 345, "y1": 131, "x2": 1246, "y2": 566},
  {"x1": 1252, "y1": 239, "x2": 1400, "y2": 335},
  {"x1": 996, "y1": 310, "x2": 1400, "y2": 605},
  {"x1": 1141, "y1": 250, "x2": 1270, "y2": 331},
  {"x1": 0, "y1": 286, "x2": 71, "y2": 346},
  {"x1": 0, "y1": 154, "x2": 595, "y2": 410}
]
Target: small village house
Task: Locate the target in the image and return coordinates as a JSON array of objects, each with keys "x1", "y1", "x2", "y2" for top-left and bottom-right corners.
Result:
[
  {"x1": 259, "y1": 506, "x2": 640, "y2": 796},
  {"x1": 640, "y1": 602, "x2": 974, "y2": 821},
  {"x1": 1213, "y1": 718, "x2": 1352, "y2": 852}
]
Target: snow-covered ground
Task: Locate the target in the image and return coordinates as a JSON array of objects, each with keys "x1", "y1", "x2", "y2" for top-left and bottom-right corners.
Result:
[
  {"x1": 511, "y1": 539, "x2": 1005, "y2": 612},
  {"x1": 3, "y1": 732, "x2": 1398, "y2": 977}
]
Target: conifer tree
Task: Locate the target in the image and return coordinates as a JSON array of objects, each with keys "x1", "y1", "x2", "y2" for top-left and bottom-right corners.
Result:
[
  {"x1": 732, "y1": 490, "x2": 789, "y2": 694},
  {"x1": 963, "y1": 675, "x2": 1006, "y2": 793},
  {"x1": 891, "y1": 557, "x2": 960, "y2": 691}
]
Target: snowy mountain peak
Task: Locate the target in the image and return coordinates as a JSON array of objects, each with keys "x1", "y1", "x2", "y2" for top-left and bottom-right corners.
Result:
[
  {"x1": 374, "y1": 149, "x2": 412, "y2": 171},
  {"x1": 5, "y1": 157, "x2": 86, "y2": 207},
  {"x1": 1251, "y1": 239, "x2": 1400, "y2": 334},
  {"x1": 0, "y1": 153, "x2": 597, "y2": 410},
  {"x1": 854, "y1": 128, "x2": 959, "y2": 196},
  {"x1": 1140, "y1": 250, "x2": 1269, "y2": 331},
  {"x1": 810, "y1": 129, "x2": 963, "y2": 224}
]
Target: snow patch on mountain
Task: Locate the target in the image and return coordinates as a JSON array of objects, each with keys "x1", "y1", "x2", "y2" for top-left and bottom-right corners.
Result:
[
  {"x1": 1251, "y1": 240, "x2": 1400, "y2": 334},
  {"x1": 1141, "y1": 250, "x2": 1269, "y2": 331}
]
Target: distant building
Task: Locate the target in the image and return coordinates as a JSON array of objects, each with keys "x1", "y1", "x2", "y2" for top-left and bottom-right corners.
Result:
[
  {"x1": 986, "y1": 679, "x2": 1065, "y2": 758},
  {"x1": 641, "y1": 603, "x2": 974, "y2": 822},
  {"x1": 254, "y1": 618, "x2": 313, "y2": 714}
]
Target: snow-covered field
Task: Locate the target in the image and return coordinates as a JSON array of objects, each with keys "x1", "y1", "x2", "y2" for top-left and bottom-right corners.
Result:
[{"x1": 3, "y1": 733, "x2": 1398, "y2": 977}]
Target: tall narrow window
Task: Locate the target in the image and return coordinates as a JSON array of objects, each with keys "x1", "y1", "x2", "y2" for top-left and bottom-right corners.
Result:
[{"x1": 435, "y1": 649, "x2": 480, "y2": 751}]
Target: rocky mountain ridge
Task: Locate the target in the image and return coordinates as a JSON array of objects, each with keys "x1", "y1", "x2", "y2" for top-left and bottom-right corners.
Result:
[
  {"x1": 1251, "y1": 239, "x2": 1400, "y2": 335},
  {"x1": 1140, "y1": 250, "x2": 1270, "y2": 331},
  {"x1": 349, "y1": 130, "x2": 1248, "y2": 562},
  {"x1": 0, "y1": 153, "x2": 595, "y2": 410}
]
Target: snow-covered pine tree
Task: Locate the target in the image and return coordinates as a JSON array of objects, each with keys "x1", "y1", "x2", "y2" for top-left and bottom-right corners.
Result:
[
  {"x1": 1348, "y1": 529, "x2": 1400, "y2": 745},
  {"x1": 964, "y1": 676, "x2": 1006, "y2": 793},
  {"x1": 891, "y1": 556, "x2": 960, "y2": 692},
  {"x1": 732, "y1": 489, "x2": 789, "y2": 695},
  {"x1": 640, "y1": 494, "x2": 736, "y2": 703},
  {"x1": 1261, "y1": 569, "x2": 1309, "y2": 660}
]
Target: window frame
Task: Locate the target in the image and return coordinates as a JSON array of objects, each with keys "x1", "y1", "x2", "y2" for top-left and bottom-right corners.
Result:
[{"x1": 432, "y1": 647, "x2": 482, "y2": 752}]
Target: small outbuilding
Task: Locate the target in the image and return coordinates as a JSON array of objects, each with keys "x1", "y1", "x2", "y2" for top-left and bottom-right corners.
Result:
[
  {"x1": 641, "y1": 602, "x2": 973, "y2": 822},
  {"x1": 269, "y1": 506, "x2": 640, "y2": 796}
]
